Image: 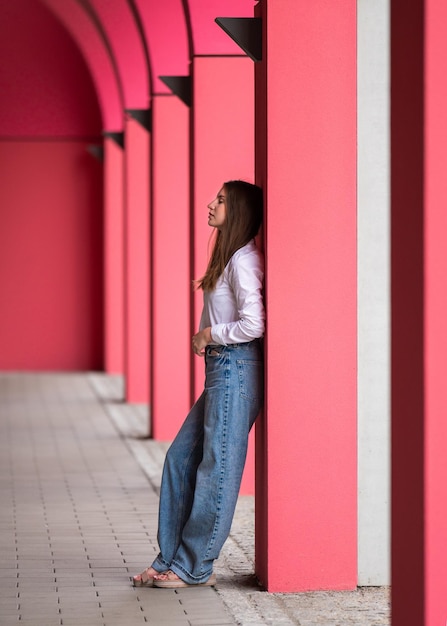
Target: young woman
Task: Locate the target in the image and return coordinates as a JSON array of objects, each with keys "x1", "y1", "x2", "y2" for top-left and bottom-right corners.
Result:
[{"x1": 133, "y1": 180, "x2": 265, "y2": 588}]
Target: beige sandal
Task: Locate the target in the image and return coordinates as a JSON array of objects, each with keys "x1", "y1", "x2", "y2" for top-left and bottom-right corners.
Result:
[
  {"x1": 132, "y1": 567, "x2": 156, "y2": 587},
  {"x1": 153, "y1": 569, "x2": 216, "y2": 589}
]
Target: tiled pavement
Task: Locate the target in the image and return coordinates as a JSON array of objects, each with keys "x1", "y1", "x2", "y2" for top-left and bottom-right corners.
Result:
[{"x1": 0, "y1": 373, "x2": 390, "y2": 626}]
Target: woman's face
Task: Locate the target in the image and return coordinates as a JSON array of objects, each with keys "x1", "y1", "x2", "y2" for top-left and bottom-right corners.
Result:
[{"x1": 207, "y1": 187, "x2": 227, "y2": 229}]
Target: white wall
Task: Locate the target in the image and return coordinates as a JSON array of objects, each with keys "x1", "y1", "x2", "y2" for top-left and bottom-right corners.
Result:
[{"x1": 357, "y1": 0, "x2": 391, "y2": 585}]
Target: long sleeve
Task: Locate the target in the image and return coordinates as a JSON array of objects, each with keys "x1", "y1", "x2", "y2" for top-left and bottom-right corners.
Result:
[{"x1": 200, "y1": 242, "x2": 265, "y2": 346}]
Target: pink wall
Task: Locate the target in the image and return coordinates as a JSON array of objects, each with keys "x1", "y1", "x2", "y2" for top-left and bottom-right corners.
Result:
[
  {"x1": 124, "y1": 116, "x2": 151, "y2": 403},
  {"x1": 256, "y1": 0, "x2": 357, "y2": 591},
  {"x1": 39, "y1": 0, "x2": 123, "y2": 132},
  {"x1": 391, "y1": 2, "x2": 424, "y2": 622},
  {"x1": 0, "y1": 0, "x2": 102, "y2": 136},
  {"x1": 0, "y1": 141, "x2": 103, "y2": 370},
  {"x1": 0, "y1": 0, "x2": 104, "y2": 371},
  {"x1": 104, "y1": 138, "x2": 125, "y2": 375},
  {"x1": 133, "y1": 0, "x2": 189, "y2": 95},
  {"x1": 151, "y1": 95, "x2": 191, "y2": 438},
  {"x1": 88, "y1": 0, "x2": 149, "y2": 109},
  {"x1": 425, "y1": 4, "x2": 447, "y2": 621},
  {"x1": 392, "y1": 1, "x2": 447, "y2": 623}
]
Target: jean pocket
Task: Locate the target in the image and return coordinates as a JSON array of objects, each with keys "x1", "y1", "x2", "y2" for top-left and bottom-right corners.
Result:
[{"x1": 236, "y1": 359, "x2": 264, "y2": 403}]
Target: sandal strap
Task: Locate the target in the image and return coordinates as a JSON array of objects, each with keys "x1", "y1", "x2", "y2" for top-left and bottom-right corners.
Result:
[
  {"x1": 155, "y1": 569, "x2": 179, "y2": 582},
  {"x1": 140, "y1": 568, "x2": 151, "y2": 583}
]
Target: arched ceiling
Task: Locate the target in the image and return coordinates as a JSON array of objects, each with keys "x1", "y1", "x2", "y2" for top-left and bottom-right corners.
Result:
[
  {"x1": 133, "y1": 0, "x2": 190, "y2": 95},
  {"x1": 39, "y1": 0, "x2": 124, "y2": 131},
  {"x1": 34, "y1": 0, "x2": 256, "y2": 130},
  {"x1": 0, "y1": 0, "x2": 103, "y2": 136},
  {"x1": 80, "y1": 0, "x2": 150, "y2": 109}
]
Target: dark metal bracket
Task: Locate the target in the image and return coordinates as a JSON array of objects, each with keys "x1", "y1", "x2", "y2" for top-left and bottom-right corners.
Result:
[
  {"x1": 159, "y1": 76, "x2": 192, "y2": 107},
  {"x1": 215, "y1": 17, "x2": 262, "y2": 62},
  {"x1": 86, "y1": 144, "x2": 104, "y2": 161},
  {"x1": 103, "y1": 131, "x2": 125, "y2": 149},
  {"x1": 125, "y1": 109, "x2": 152, "y2": 132}
]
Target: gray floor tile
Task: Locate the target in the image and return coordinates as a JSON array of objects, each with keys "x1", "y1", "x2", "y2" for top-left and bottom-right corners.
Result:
[{"x1": 0, "y1": 373, "x2": 390, "y2": 626}]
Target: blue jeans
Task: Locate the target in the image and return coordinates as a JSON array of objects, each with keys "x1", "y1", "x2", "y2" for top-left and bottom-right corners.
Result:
[{"x1": 151, "y1": 339, "x2": 264, "y2": 584}]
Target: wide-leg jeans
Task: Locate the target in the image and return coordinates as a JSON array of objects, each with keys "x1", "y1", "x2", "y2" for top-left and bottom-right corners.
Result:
[{"x1": 151, "y1": 339, "x2": 264, "y2": 584}]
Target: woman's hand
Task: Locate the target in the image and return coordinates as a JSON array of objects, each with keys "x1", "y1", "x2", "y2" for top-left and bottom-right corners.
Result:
[{"x1": 192, "y1": 327, "x2": 212, "y2": 357}]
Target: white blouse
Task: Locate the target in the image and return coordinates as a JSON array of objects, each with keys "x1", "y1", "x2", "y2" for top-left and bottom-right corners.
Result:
[{"x1": 199, "y1": 240, "x2": 265, "y2": 345}]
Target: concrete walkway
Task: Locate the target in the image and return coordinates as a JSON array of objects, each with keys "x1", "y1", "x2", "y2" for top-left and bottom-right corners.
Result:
[{"x1": 0, "y1": 373, "x2": 390, "y2": 626}]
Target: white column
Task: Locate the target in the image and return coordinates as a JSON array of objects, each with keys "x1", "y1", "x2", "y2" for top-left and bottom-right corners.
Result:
[{"x1": 357, "y1": 0, "x2": 390, "y2": 586}]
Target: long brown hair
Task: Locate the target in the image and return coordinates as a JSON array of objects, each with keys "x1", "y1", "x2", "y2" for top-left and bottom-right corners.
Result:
[{"x1": 197, "y1": 180, "x2": 263, "y2": 291}]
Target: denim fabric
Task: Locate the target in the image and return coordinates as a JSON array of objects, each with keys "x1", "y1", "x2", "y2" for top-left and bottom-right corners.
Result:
[{"x1": 151, "y1": 339, "x2": 264, "y2": 584}]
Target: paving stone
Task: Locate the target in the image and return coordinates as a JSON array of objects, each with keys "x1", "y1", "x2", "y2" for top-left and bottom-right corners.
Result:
[
  {"x1": 0, "y1": 373, "x2": 390, "y2": 626},
  {"x1": 101, "y1": 614, "x2": 148, "y2": 624},
  {"x1": 57, "y1": 617, "x2": 103, "y2": 625},
  {"x1": 0, "y1": 568, "x2": 19, "y2": 576},
  {"x1": 0, "y1": 608, "x2": 20, "y2": 616},
  {"x1": 189, "y1": 615, "x2": 234, "y2": 626},
  {"x1": 0, "y1": 581, "x2": 20, "y2": 590},
  {"x1": 88, "y1": 560, "x2": 127, "y2": 568},
  {"x1": 0, "y1": 590, "x2": 19, "y2": 599},
  {"x1": 16, "y1": 615, "x2": 62, "y2": 626}
]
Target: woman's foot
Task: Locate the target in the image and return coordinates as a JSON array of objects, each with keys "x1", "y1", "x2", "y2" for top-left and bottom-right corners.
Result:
[
  {"x1": 153, "y1": 569, "x2": 216, "y2": 588},
  {"x1": 132, "y1": 566, "x2": 158, "y2": 587}
]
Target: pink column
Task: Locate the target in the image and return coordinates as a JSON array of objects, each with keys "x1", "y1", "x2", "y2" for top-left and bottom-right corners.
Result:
[
  {"x1": 103, "y1": 136, "x2": 124, "y2": 375},
  {"x1": 151, "y1": 94, "x2": 190, "y2": 438},
  {"x1": 124, "y1": 115, "x2": 151, "y2": 404},
  {"x1": 391, "y1": 2, "x2": 447, "y2": 624},
  {"x1": 255, "y1": 1, "x2": 357, "y2": 591},
  {"x1": 192, "y1": 55, "x2": 256, "y2": 494}
]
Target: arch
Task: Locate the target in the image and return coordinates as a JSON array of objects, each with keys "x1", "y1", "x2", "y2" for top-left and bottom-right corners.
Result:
[
  {"x1": 82, "y1": 0, "x2": 150, "y2": 108},
  {"x1": 39, "y1": 0, "x2": 124, "y2": 131},
  {"x1": 133, "y1": 0, "x2": 190, "y2": 93},
  {"x1": 0, "y1": 0, "x2": 102, "y2": 136}
]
